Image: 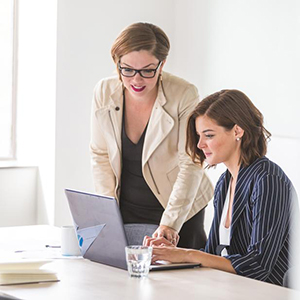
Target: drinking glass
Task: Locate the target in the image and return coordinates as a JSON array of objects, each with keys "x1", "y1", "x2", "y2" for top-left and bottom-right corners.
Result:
[{"x1": 125, "y1": 246, "x2": 153, "y2": 278}]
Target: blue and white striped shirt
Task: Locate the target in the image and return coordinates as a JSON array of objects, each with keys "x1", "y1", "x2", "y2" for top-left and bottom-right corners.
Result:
[{"x1": 205, "y1": 157, "x2": 298, "y2": 286}]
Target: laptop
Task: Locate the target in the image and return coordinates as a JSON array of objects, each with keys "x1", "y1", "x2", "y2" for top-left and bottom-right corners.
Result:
[{"x1": 65, "y1": 189, "x2": 201, "y2": 271}]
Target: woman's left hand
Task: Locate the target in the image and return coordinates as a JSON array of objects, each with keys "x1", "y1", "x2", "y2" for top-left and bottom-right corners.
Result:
[
  {"x1": 152, "y1": 246, "x2": 189, "y2": 263},
  {"x1": 152, "y1": 225, "x2": 179, "y2": 245},
  {"x1": 143, "y1": 235, "x2": 174, "y2": 247}
]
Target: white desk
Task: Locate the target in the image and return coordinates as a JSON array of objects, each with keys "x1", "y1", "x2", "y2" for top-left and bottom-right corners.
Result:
[{"x1": 0, "y1": 226, "x2": 299, "y2": 300}]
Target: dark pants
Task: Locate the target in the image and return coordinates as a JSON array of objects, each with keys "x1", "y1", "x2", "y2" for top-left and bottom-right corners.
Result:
[{"x1": 177, "y1": 207, "x2": 207, "y2": 250}]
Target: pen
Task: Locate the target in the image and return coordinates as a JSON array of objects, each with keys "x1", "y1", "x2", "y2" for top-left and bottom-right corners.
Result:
[
  {"x1": 45, "y1": 245, "x2": 61, "y2": 248},
  {"x1": 14, "y1": 249, "x2": 43, "y2": 253}
]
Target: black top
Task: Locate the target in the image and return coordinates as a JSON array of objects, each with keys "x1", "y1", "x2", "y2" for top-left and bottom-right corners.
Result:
[{"x1": 119, "y1": 99, "x2": 164, "y2": 225}]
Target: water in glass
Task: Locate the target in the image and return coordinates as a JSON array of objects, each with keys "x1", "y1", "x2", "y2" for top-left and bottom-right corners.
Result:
[{"x1": 125, "y1": 246, "x2": 152, "y2": 278}]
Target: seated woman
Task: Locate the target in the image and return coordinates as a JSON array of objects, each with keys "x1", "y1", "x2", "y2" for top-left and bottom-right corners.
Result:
[{"x1": 144, "y1": 89, "x2": 298, "y2": 286}]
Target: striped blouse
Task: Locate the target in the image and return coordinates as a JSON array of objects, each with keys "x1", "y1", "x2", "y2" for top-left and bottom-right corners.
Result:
[{"x1": 205, "y1": 157, "x2": 298, "y2": 286}]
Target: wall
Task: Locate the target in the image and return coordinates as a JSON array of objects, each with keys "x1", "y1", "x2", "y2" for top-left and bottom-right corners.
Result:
[
  {"x1": 17, "y1": 0, "x2": 57, "y2": 225},
  {"x1": 172, "y1": 0, "x2": 300, "y2": 231},
  {"x1": 0, "y1": 167, "x2": 37, "y2": 226},
  {"x1": 55, "y1": 0, "x2": 175, "y2": 225},
  {"x1": 0, "y1": 0, "x2": 57, "y2": 226},
  {"x1": 0, "y1": 0, "x2": 298, "y2": 289},
  {"x1": 55, "y1": 0, "x2": 300, "y2": 231},
  {"x1": 2, "y1": 0, "x2": 298, "y2": 234}
]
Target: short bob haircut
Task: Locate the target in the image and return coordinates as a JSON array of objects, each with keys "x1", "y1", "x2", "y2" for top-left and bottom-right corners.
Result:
[
  {"x1": 186, "y1": 89, "x2": 271, "y2": 167},
  {"x1": 111, "y1": 22, "x2": 170, "y2": 67}
]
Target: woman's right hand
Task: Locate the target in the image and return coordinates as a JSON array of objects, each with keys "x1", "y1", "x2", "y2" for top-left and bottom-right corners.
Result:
[
  {"x1": 152, "y1": 225, "x2": 179, "y2": 245},
  {"x1": 143, "y1": 235, "x2": 175, "y2": 247}
]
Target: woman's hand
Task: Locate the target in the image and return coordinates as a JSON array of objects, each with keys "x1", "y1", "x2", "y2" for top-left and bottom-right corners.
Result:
[
  {"x1": 143, "y1": 236, "x2": 174, "y2": 247},
  {"x1": 143, "y1": 235, "x2": 189, "y2": 263},
  {"x1": 145, "y1": 235, "x2": 236, "y2": 273},
  {"x1": 143, "y1": 236, "x2": 204, "y2": 266},
  {"x1": 152, "y1": 246, "x2": 191, "y2": 263},
  {"x1": 151, "y1": 225, "x2": 179, "y2": 245}
]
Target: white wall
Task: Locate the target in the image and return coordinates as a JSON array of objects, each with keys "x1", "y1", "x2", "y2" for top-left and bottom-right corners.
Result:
[
  {"x1": 0, "y1": 167, "x2": 37, "y2": 226},
  {"x1": 55, "y1": 0, "x2": 176, "y2": 225},
  {"x1": 0, "y1": 0, "x2": 57, "y2": 227},
  {"x1": 16, "y1": 0, "x2": 57, "y2": 225},
  {"x1": 55, "y1": 0, "x2": 300, "y2": 231},
  {"x1": 0, "y1": 0, "x2": 298, "y2": 238},
  {"x1": 1, "y1": 0, "x2": 299, "y2": 289},
  {"x1": 171, "y1": 0, "x2": 300, "y2": 232},
  {"x1": 0, "y1": 0, "x2": 297, "y2": 289},
  {"x1": 3, "y1": 0, "x2": 298, "y2": 238}
]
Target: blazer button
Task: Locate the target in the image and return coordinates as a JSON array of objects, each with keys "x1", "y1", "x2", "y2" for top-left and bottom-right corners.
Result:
[{"x1": 115, "y1": 106, "x2": 120, "y2": 111}]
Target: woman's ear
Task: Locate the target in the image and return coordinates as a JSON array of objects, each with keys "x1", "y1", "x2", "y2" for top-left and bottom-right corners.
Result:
[
  {"x1": 234, "y1": 125, "x2": 244, "y2": 139},
  {"x1": 160, "y1": 60, "x2": 166, "y2": 72}
]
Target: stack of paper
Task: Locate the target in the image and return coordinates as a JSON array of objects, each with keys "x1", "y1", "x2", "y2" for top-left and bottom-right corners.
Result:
[{"x1": 0, "y1": 259, "x2": 58, "y2": 285}]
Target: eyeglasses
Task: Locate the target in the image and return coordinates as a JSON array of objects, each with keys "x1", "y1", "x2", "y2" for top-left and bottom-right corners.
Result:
[{"x1": 118, "y1": 61, "x2": 162, "y2": 78}]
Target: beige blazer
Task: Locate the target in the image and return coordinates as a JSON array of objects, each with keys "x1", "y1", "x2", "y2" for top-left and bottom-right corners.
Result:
[{"x1": 90, "y1": 71, "x2": 213, "y2": 231}]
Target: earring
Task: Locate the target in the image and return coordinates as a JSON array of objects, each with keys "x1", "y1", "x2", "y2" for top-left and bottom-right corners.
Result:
[{"x1": 236, "y1": 137, "x2": 240, "y2": 141}]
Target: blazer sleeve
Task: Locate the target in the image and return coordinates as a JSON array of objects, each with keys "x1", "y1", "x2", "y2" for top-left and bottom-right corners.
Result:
[
  {"x1": 225, "y1": 174, "x2": 291, "y2": 281},
  {"x1": 89, "y1": 80, "x2": 116, "y2": 197},
  {"x1": 160, "y1": 84, "x2": 214, "y2": 231}
]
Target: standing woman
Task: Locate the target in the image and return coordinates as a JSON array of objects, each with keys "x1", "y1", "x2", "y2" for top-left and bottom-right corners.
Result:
[
  {"x1": 90, "y1": 22, "x2": 213, "y2": 249},
  {"x1": 145, "y1": 89, "x2": 298, "y2": 286}
]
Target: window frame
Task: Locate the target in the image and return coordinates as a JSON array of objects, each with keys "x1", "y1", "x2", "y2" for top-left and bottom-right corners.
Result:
[{"x1": 0, "y1": 0, "x2": 18, "y2": 161}]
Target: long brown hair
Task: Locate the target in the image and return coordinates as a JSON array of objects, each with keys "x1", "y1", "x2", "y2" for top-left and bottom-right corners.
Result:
[{"x1": 186, "y1": 89, "x2": 271, "y2": 167}]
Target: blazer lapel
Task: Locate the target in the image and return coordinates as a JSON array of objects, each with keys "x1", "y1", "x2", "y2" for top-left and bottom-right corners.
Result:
[
  {"x1": 142, "y1": 86, "x2": 174, "y2": 166},
  {"x1": 206, "y1": 171, "x2": 231, "y2": 254},
  {"x1": 215, "y1": 171, "x2": 231, "y2": 232},
  {"x1": 107, "y1": 87, "x2": 123, "y2": 151},
  {"x1": 95, "y1": 84, "x2": 123, "y2": 179},
  {"x1": 230, "y1": 166, "x2": 250, "y2": 239}
]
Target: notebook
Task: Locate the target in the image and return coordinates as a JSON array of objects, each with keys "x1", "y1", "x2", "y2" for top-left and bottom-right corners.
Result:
[
  {"x1": 65, "y1": 189, "x2": 200, "y2": 271},
  {"x1": 0, "y1": 291, "x2": 22, "y2": 300},
  {"x1": 0, "y1": 259, "x2": 58, "y2": 286}
]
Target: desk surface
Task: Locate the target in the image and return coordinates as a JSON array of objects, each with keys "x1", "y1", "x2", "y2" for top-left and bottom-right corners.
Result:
[{"x1": 0, "y1": 225, "x2": 299, "y2": 300}]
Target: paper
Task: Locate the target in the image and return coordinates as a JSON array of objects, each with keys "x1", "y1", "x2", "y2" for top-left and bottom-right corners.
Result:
[{"x1": 77, "y1": 224, "x2": 106, "y2": 255}]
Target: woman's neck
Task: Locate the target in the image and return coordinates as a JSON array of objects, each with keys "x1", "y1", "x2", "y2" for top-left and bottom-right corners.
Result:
[
  {"x1": 224, "y1": 148, "x2": 242, "y2": 181},
  {"x1": 225, "y1": 161, "x2": 241, "y2": 182}
]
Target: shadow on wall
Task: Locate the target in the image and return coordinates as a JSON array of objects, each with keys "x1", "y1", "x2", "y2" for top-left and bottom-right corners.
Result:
[{"x1": 36, "y1": 168, "x2": 51, "y2": 225}]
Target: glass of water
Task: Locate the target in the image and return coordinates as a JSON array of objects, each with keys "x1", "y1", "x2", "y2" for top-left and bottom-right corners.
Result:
[{"x1": 125, "y1": 246, "x2": 153, "y2": 278}]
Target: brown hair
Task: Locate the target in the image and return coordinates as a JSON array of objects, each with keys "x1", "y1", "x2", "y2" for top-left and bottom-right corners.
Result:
[
  {"x1": 111, "y1": 22, "x2": 170, "y2": 64},
  {"x1": 186, "y1": 89, "x2": 271, "y2": 167}
]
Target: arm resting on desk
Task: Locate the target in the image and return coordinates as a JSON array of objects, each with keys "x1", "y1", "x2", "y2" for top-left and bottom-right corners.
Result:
[{"x1": 152, "y1": 246, "x2": 236, "y2": 274}]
